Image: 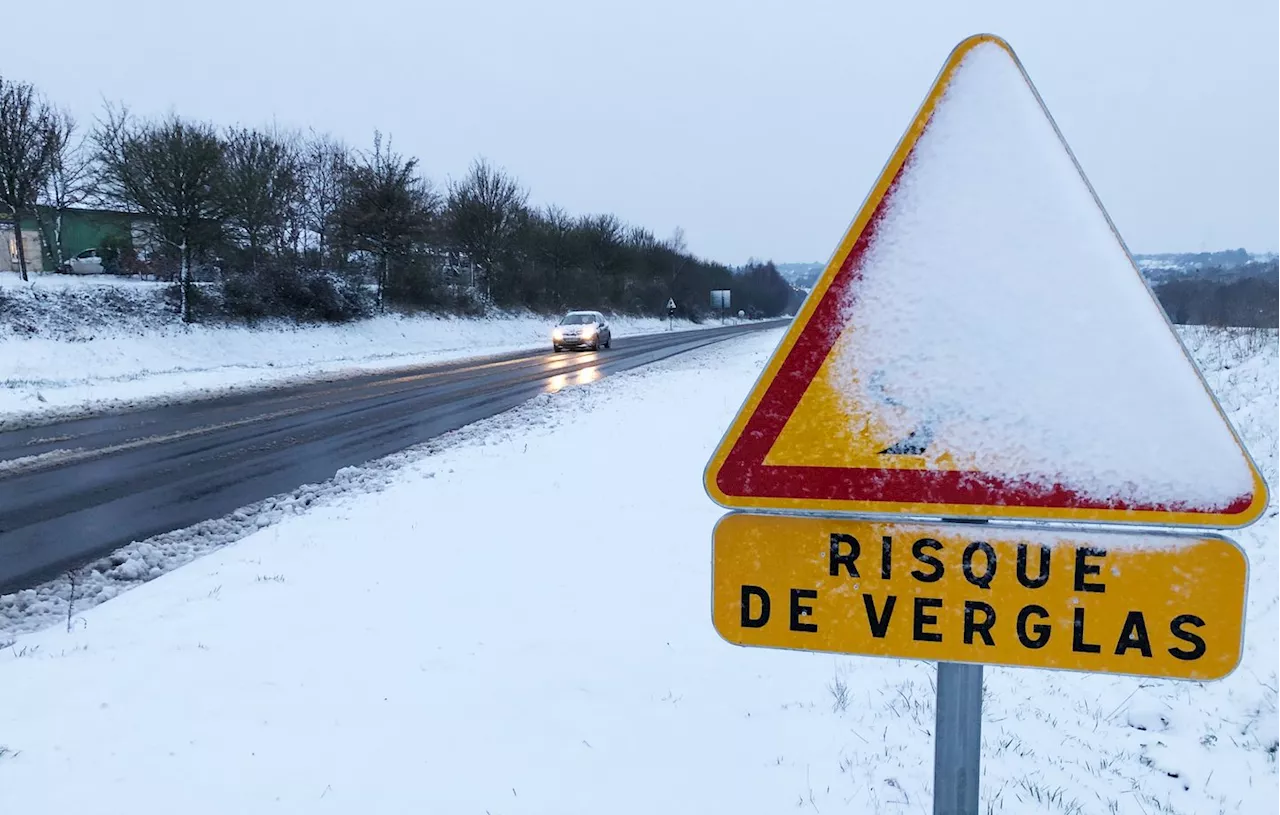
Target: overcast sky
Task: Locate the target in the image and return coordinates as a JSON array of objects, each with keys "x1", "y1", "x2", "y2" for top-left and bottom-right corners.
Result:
[{"x1": 7, "y1": 0, "x2": 1277, "y2": 264}]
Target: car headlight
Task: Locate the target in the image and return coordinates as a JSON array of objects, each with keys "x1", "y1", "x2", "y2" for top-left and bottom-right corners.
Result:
[
  {"x1": 581, "y1": 324, "x2": 597, "y2": 338},
  {"x1": 552, "y1": 328, "x2": 564, "y2": 340}
]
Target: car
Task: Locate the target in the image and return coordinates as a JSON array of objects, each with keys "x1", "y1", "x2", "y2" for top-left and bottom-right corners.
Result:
[
  {"x1": 552, "y1": 310, "x2": 612, "y2": 352},
  {"x1": 61, "y1": 248, "x2": 104, "y2": 275}
]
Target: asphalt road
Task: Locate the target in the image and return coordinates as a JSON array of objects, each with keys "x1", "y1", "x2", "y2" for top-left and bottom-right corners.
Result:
[{"x1": 0, "y1": 320, "x2": 785, "y2": 594}]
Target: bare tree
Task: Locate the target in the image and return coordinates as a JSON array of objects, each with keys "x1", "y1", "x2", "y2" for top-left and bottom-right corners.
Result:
[
  {"x1": 577, "y1": 212, "x2": 624, "y2": 303},
  {"x1": 221, "y1": 126, "x2": 300, "y2": 271},
  {"x1": 665, "y1": 225, "x2": 688, "y2": 301},
  {"x1": 533, "y1": 204, "x2": 579, "y2": 305},
  {"x1": 0, "y1": 76, "x2": 57, "y2": 281},
  {"x1": 626, "y1": 225, "x2": 657, "y2": 251},
  {"x1": 36, "y1": 109, "x2": 94, "y2": 269},
  {"x1": 301, "y1": 132, "x2": 348, "y2": 267},
  {"x1": 94, "y1": 106, "x2": 225, "y2": 321},
  {"x1": 444, "y1": 158, "x2": 528, "y2": 302},
  {"x1": 334, "y1": 132, "x2": 436, "y2": 310}
]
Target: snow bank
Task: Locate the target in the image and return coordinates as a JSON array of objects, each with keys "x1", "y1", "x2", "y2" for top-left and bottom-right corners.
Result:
[
  {"x1": 0, "y1": 326, "x2": 1273, "y2": 815},
  {"x1": 0, "y1": 271, "x2": 740, "y2": 427},
  {"x1": 826, "y1": 40, "x2": 1255, "y2": 511}
]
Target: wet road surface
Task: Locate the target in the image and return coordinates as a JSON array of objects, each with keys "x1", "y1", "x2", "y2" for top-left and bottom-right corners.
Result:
[{"x1": 0, "y1": 320, "x2": 785, "y2": 592}]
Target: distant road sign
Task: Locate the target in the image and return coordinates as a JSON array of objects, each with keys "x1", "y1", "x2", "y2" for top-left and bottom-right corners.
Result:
[
  {"x1": 667, "y1": 298, "x2": 676, "y2": 310},
  {"x1": 712, "y1": 514, "x2": 1246, "y2": 680},
  {"x1": 710, "y1": 290, "x2": 730, "y2": 309},
  {"x1": 702, "y1": 32, "x2": 1265, "y2": 528}
]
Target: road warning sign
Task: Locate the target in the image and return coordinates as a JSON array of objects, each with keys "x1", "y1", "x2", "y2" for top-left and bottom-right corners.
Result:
[
  {"x1": 703, "y1": 34, "x2": 1265, "y2": 528},
  {"x1": 712, "y1": 514, "x2": 1247, "y2": 680}
]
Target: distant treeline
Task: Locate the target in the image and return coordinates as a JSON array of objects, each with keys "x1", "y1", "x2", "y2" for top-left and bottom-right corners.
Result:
[
  {"x1": 1135, "y1": 248, "x2": 1256, "y2": 269},
  {"x1": 1152, "y1": 260, "x2": 1279, "y2": 328},
  {"x1": 0, "y1": 75, "x2": 797, "y2": 323}
]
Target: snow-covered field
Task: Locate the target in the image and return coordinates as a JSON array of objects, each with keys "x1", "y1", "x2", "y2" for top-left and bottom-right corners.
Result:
[
  {"x1": 0, "y1": 272, "x2": 741, "y2": 428},
  {"x1": 0, "y1": 326, "x2": 1274, "y2": 814}
]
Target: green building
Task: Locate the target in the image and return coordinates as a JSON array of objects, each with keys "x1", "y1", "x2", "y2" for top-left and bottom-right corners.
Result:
[{"x1": 1, "y1": 207, "x2": 137, "y2": 274}]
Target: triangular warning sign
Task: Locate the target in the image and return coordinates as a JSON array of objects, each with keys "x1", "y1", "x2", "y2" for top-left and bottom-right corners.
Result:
[{"x1": 705, "y1": 34, "x2": 1266, "y2": 528}]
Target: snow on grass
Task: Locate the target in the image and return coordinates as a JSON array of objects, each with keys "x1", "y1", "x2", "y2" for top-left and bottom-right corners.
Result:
[
  {"x1": 0, "y1": 271, "x2": 739, "y2": 428},
  {"x1": 0, "y1": 271, "x2": 177, "y2": 337},
  {"x1": 827, "y1": 40, "x2": 1256, "y2": 512},
  {"x1": 0, "y1": 326, "x2": 1274, "y2": 814},
  {"x1": 0, "y1": 391, "x2": 591, "y2": 637},
  {"x1": 0, "y1": 271, "x2": 172, "y2": 293}
]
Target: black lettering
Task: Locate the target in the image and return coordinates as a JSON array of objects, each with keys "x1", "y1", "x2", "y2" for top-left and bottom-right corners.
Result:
[
  {"x1": 961, "y1": 541, "x2": 997, "y2": 589},
  {"x1": 790, "y1": 589, "x2": 818, "y2": 633},
  {"x1": 1016, "y1": 605, "x2": 1051, "y2": 649},
  {"x1": 913, "y1": 597, "x2": 943, "y2": 642},
  {"x1": 1114, "y1": 611, "x2": 1152, "y2": 657},
  {"x1": 1016, "y1": 543, "x2": 1050, "y2": 589},
  {"x1": 1169, "y1": 614, "x2": 1207, "y2": 661},
  {"x1": 1072, "y1": 607, "x2": 1101, "y2": 653},
  {"x1": 829, "y1": 534, "x2": 860, "y2": 577},
  {"x1": 881, "y1": 536, "x2": 893, "y2": 580},
  {"x1": 740, "y1": 585, "x2": 770, "y2": 628},
  {"x1": 911, "y1": 538, "x2": 944, "y2": 583},
  {"x1": 862, "y1": 594, "x2": 897, "y2": 638},
  {"x1": 963, "y1": 601, "x2": 996, "y2": 646},
  {"x1": 1074, "y1": 547, "x2": 1107, "y2": 593}
]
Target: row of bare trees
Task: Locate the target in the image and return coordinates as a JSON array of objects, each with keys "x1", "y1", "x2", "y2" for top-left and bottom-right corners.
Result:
[
  {"x1": 1153, "y1": 263, "x2": 1279, "y2": 328},
  {"x1": 0, "y1": 73, "x2": 796, "y2": 323}
]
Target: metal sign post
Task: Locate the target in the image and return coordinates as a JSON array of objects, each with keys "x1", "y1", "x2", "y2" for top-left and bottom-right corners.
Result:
[{"x1": 933, "y1": 663, "x2": 982, "y2": 815}]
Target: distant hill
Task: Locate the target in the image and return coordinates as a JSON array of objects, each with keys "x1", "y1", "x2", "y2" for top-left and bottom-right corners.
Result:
[
  {"x1": 775, "y1": 262, "x2": 824, "y2": 290},
  {"x1": 776, "y1": 251, "x2": 1278, "y2": 327},
  {"x1": 1133, "y1": 250, "x2": 1278, "y2": 284},
  {"x1": 779, "y1": 252, "x2": 1277, "y2": 288}
]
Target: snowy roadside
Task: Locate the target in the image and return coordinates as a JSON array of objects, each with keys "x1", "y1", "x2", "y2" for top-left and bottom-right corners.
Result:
[
  {"x1": 0, "y1": 273, "x2": 758, "y2": 428},
  {"x1": 0, "y1": 326, "x2": 1274, "y2": 815},
  {"x1": 0, "y1": 382, "x2": 596, "y2": 637}
]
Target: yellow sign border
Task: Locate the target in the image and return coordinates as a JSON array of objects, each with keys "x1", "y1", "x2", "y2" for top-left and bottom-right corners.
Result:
[{"x1": 703, "y1": 34, "x2": 1268, "y2": 529}]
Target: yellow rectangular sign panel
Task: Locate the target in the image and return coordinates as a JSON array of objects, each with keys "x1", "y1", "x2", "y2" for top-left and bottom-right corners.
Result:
[{"x1": 712, "y1": 514, "x2": 1246, "y2": 680}]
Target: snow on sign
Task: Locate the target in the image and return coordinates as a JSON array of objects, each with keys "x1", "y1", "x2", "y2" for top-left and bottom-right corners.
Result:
[
  {"x1": 703, "y1": 34, "x2": 1266, "y2": 528},
  {"x1": 712, "y1": 514, "x2": 1247, "y2": 680}
]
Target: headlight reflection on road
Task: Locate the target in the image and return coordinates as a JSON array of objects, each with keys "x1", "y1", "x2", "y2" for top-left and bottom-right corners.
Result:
[{"x1": 544, "y1": 366, "x2": 600, "y2": 394}]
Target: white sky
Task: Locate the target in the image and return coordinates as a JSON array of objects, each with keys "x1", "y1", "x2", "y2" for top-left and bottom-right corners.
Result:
[{"x1": 7, "y1": 0, "x2": 1277, "y2": 264}]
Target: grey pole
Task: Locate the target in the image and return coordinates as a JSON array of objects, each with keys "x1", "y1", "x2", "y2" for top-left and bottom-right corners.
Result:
[{"x1": 933, "y1": 661, "x2": 983, "y2": 815}]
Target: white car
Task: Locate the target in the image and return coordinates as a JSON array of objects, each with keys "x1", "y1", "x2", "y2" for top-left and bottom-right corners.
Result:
[
  {"x1": 62, "y1": 249, "x2": 104, "y2": 275},
  {"x1": 552, "y1": 311, "x2": 612, "y2": 352}
]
